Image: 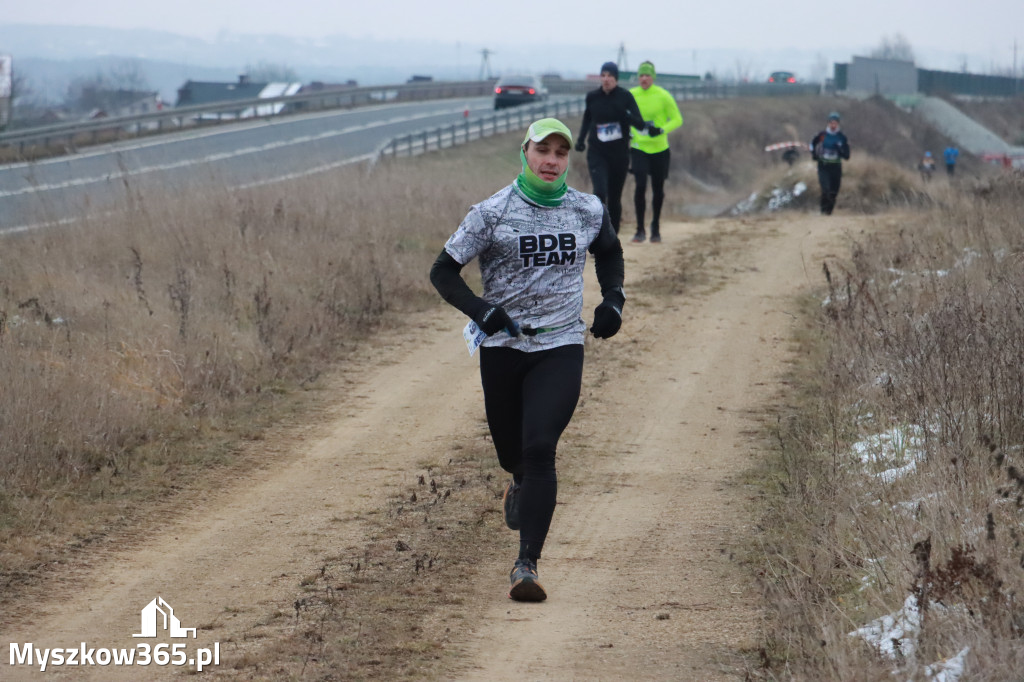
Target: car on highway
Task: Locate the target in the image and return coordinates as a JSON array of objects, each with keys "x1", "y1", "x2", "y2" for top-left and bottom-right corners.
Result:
[
  {"x1": 768, "y1": 71, "x2": 797, "y2": 84},
  {"x1": 493, "y1": 74, "x2": 548, "y2": 110}
]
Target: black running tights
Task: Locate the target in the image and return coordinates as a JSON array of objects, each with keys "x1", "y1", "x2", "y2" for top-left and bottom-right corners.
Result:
[
  {"x1": 632, "y1": 149, "x2": 670, "y2": 234},
  {"x1": 818, "y1": 163, "x2": 843, "y2": 215},
  {"x1": 479, "y1": 344, "x2": 584, "y2": 563},
  {"x1": 586, "y1": 149, "x2": 630, "y2": 233}
]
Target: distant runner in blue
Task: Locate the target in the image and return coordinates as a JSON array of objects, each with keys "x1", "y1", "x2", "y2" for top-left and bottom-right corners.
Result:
[{"x1": 944, "y1": 146, "x2": 960, "y2": 176}]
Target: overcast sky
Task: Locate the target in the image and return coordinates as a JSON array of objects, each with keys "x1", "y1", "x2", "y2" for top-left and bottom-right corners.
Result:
[{"x1": 5, "y1": 0, "x2": 1023, "y2": 68}]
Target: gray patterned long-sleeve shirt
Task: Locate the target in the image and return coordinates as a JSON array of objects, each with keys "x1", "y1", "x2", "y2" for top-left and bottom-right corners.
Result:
[{"x1": 435, "y1": 183, "x2": 624, "y2": 351}]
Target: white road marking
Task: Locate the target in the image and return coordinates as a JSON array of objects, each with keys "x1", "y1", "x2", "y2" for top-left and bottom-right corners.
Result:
[{"x1": 0, "y1": 104, "x2": 480, "y2": 198}]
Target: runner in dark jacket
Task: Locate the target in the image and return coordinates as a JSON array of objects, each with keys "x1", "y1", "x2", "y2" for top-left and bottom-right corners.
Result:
[
  {"x1": 810, "y1": 111, "x2": 850, "y2": 215},
  {"x1": 576, "y1": 61, "x2": 656, "y2": 233}
]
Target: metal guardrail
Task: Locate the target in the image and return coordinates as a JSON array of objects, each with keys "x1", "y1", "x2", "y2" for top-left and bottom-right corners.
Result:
[
  {"x1": 377, "y1": 98, "x2": 585, "y2": 159},
  {"x1": 374, "y1": 81, "x2": 819, "y2": 160},
  {"x1": 0, "y1": 79, "x2": 506, "y2": 155},
  {"x1": 0, "y1": 78, "x2": 821, "y2": 159}
]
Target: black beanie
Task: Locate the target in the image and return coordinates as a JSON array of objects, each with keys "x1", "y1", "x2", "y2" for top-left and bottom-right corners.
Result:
[{"x1": 600, "y1": 61, "x2": 619, "y2": 80}]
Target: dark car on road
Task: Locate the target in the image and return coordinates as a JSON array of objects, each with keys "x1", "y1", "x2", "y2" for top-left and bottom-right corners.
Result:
[
  {"x1": 768, "y1": 71, "x2": 797, "y2": 84},
  {"x1": 494, "y1": 74, "x2": 548, "y2": 109}
]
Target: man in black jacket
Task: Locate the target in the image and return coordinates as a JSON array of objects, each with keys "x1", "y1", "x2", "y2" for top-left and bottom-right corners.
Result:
[{"x1": 576, "y1": 61, "x2": 658, "y2": 233}]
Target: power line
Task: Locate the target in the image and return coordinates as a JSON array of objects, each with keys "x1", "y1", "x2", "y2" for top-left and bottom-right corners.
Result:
[
  {"x1": 616, "y1": 43, "x2": 629, "y2": 73},
  {"x1": 479, "y1": 49, "x2": 494, "y2": 81}
]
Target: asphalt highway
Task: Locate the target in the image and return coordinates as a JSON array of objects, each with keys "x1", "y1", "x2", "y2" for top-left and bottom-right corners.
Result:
[{"x1": 0, "y1": 96, "x2": 507, "y2": 233}]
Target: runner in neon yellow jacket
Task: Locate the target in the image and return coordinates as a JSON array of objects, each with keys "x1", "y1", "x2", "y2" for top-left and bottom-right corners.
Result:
[{"x1": 628, "y1": 61, "x2": 683, "y2": 243}]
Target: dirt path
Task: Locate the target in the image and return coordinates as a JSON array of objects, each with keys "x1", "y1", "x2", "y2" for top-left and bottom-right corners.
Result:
[{"x1": 2, "y1": 211, "x2": 863, "y2": 680}]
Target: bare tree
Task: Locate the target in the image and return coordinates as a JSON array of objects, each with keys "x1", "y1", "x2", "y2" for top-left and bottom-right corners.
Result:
[
  {"x1": 811, "y1": 52, "x2": 830, "y2": 82},
  {"x1": 107, "y1": 60, "x2": 150, "y2": 92},
  {"x1": 733, "y1": 58, "x2": 754, "y2": 83},
  {"x1": 64, "y1": 61, "x2": 153, "y2": 114},
  {"x1": 244, "y1": 61, "x2": 300, "y2": 83},
  {"x1": 870, "y1": 34, "x2": 915, "y2": 62},
  {"x1": 6, "y1": 74, "x2": 55, "y2": 128}
]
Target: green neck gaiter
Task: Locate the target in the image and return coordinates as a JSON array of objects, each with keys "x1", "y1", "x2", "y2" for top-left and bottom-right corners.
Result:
[{"x1": 515, "y1": 148, "x2": 568, "y2": 207}]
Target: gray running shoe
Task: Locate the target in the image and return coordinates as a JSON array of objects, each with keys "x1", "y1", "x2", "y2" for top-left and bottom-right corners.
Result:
[
  {"x1": 502, "y1": 480, "x2": 521, "y2": 530},
  {"x1": 508, "y1": 558, "x2": 547, "y2": 602}
]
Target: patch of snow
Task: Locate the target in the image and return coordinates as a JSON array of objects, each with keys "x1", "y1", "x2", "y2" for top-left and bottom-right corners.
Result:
[
  {"x1": 877, "y1": 460, "x2": 917, "y2": 483},
  {"x1": 923, "y1": 646, "x2": 969, "y2": 682},
  {"x1": 850, "y1": 594, "x2": 920, "y2": 659},
  {"x1": 850, "y1": 424, "x2": 925, "y2": 473}
]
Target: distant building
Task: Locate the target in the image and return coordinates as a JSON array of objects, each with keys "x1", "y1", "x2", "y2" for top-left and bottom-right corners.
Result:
[
  {"x1": 617, "y1": 70, "x2": 702, "y2": 86},
  {"x1": 175, "y1": 75, "x2": 301, "y2": 119},
  {"x1": 839, "y1": 56, "x2": 917, "y2": 96},
  {"x1": 300, "y1": 80, "x2": 358, "y2": 93},
  {"x1": 834, "y1": 56, "x2": 1022, "y2": 98},
  {"x1": 86, "y1": 89, "x2": 163, "y2": 118},
  {"x1": 175, "y1": 75, "x2": 267, "y2": 108}
]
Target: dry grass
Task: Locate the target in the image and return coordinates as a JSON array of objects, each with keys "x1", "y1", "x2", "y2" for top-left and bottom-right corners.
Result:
[
  {"x1": 3, "y1": 94, "x2": 1022, "y2": 678},
  {"x1": 0, "y1": 137, "x2": 520, "y2": 587},
  {"x1": 751, "y1": 173, "x2": 1024, "y2": 680}
]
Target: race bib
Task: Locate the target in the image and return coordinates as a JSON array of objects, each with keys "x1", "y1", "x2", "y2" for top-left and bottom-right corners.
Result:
[
  {"x1": 463, "y1": 320, "x2": 487, "y2": 356},
  {"x1": 596, "y1": 122, "x2": 623, "y2": 142}
]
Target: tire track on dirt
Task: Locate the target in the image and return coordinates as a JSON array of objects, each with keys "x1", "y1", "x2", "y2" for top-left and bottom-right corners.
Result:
[
  {"x1": 451, "y1": 213, "x2": 855, "y2": 681},
  {"x1": 2, "y1": 210, "x2": 863, "y2": 680},
  {"x1": 1, "y1": 317, "x2": 489, "y2": 680}
]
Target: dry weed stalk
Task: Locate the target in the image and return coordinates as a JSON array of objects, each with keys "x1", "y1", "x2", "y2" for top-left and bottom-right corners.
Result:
[
  {"x1": 0, "y1": 149, "x2": 502, "y2": 581},
  {"x1": 758, "y1": 173, "x2": 1024, "y2": 679}
]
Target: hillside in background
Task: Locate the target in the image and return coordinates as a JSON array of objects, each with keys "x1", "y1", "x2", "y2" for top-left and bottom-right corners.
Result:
[
  {"x1": 0, "y1": 23, "x2": 997, "y2": 105},
  {"x1": 953, "y1": 97, "x2": 1024, "y2": 146},
  {"x1": 618, "y1": 93, "x2": 997, "y2": 220}
]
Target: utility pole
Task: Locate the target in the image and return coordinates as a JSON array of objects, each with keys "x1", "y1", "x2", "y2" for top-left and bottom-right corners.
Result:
[
  {"x1": 617, "y1": 42, "x2": 629, "y2": 72},
  {"x1": 479, "y1": 49, "x2": 494, "y2": 81}
]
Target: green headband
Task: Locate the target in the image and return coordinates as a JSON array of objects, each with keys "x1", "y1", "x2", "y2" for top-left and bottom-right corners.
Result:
[{"x1": 637, "y1": 62, "x2": 656, "y2": 77}]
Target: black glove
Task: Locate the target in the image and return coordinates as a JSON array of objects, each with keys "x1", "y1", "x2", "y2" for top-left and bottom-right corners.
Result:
[
  {"x1": 575, "y1": 140, "x2": 586, "y2": 152},
  {"x1": 644, "y1": 121, "x2": 663, "y2": 136},
  {"x1": 475, "y1": 304, "x2": 519, "y2": 337},
  {"x1": 590, "y1": 299, "x2": 622, "y2": 339}
]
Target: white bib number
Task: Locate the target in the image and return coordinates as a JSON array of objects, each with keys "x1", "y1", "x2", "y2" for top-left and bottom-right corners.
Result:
[
  {"x1": 596, "y1": 122, "x2": 623, "y2": 142},
  {"x1": 463, "y1": 320, "x2": 487, "y2": 356}
]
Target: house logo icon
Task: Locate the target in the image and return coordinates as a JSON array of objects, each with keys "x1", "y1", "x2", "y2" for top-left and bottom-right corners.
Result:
[{"x1": 133, "y1": 597, "x2": 197, "y2": 639}]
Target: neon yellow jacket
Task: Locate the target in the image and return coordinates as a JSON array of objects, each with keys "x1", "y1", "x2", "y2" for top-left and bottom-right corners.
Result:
[{"x1": 629, "y1": 84, "x2": 683, "y2": 154}]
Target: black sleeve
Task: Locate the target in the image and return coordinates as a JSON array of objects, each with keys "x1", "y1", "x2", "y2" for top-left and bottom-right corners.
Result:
[
  {"x1": 429, "y1": 249, "x2": 489, "y2": 319},
  {"x1": 621, "y1": 89, "x2": 647, "y2": 131},
  {"x1": 578, "y1": 92, "x2": 593, "y2": 143},
  {"x1": 840, "y1": 134, "x2": 851, "y2": 160},
  {"x1": 588, "y1": 208, "x2": 625, "y2": 307}
]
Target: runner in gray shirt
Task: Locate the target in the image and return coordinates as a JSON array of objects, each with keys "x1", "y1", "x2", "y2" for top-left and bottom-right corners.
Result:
[{"x1": 430, "y1": 118, "x2": 625, "y2": 601}]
